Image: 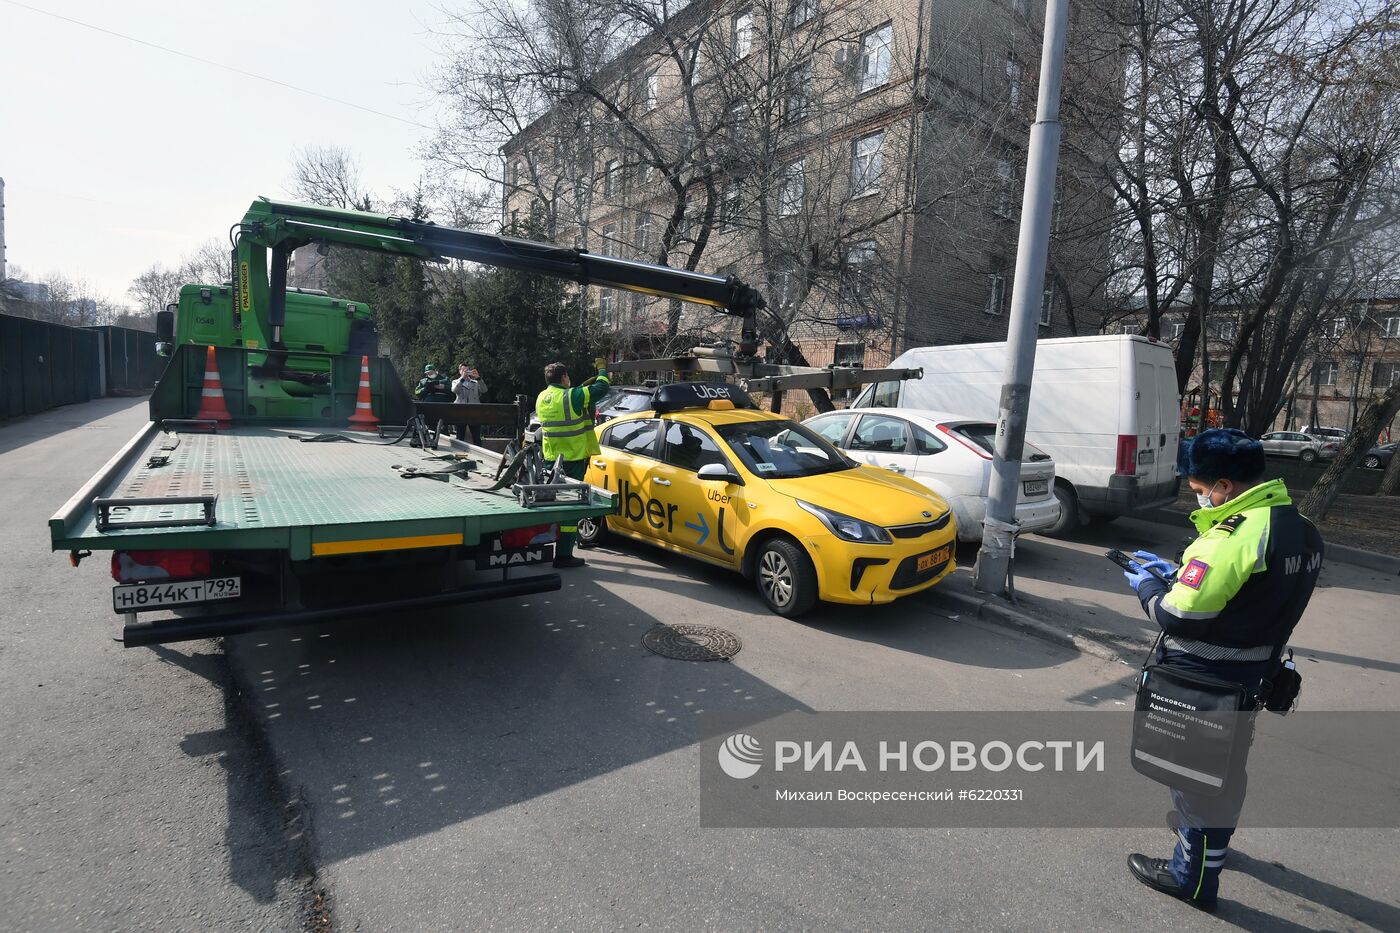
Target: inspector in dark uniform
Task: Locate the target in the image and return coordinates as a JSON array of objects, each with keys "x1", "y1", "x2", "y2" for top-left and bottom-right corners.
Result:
[{"x1": 1122, "y1": 429, "x2": 1323, "y2": 911}]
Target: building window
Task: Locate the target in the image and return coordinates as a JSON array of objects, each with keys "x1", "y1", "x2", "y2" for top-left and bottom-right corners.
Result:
[
  {"x1": 602, "y1": 221, "x2": 618, "y2": 247},
  {"x1": 1382, "y1": 315, "x2": 1400, "y2": 338},
  {"x1": 834, "y1": 340, "x2": 866, "y2": 367},
  {"x1": 791, "y1": 0, "x2": 817, "y2": 27},
  {"x1": 724, "y1": 101, "x2": 750, "y2": 141},
  {"x1": 732, "y1": 9, "x2": 753, "y2": 58},
  {"x1": 782, "y1": 61, "x2": 811, "y2": 124},
  {"x1": 720, "y1": 180, "x2": 742, "y2": 230},
  {"x1": 1006, "y1": 58, "x2": 1023, "y2": 107},
  {"x1": 1040, "y1": 287, "x2": 1054, "y2": 327},
  {"x1": 841, "y1": 240, "x2": 877, "y2": 302},
  {"x1": 636, "y1": 216, "x2": 653, "y2": 258},
  {"x1": 1315, "y1": 360, "x2": 1338, "y2": 386},
  {"x1": 604, "y1": 159, "x2": 621, "y2": 198},
  {"x1": 1208, "y1": 360, "x2": 1227, "y2": 383},
  {"x1": 642, "y1": 70, "x2": 660, "y2": 112},
  {"x1": 1324, "y1": 317, "x2": 1346, "y2": 339},
  {"x1": 598, "y1": 287, "x2": 616, "y2": 325},
  {"x1": 995, "y1": 159, "x2": 1014, "y2": 217},
  {"x1": 985, "y1": 271, "x2": 1005, "y2": 316},
  {"x1": 859, "y1": 23, "x2": 893, "y2": 93},
  {"x1": 851, "y1": 131, "x2": 884, "y2": 197},
  {"x1": 1120, "y1": 323, "x2": 1138, "y2": 335},
  {"x1": 1375, "y1": 361, "x2": 1400, "y2": 389},
  {"x1": 1214, "y1": 317, "x2": 1238, "y2": 340},
  {"x1": 778, "y1": 159, "x2": 805, "y2": 216},
  {"x1": 770, "y1": 258, "x2": 798, "y2": 308},
  {"x1": 1168, "y1": 321, "x2": 1186, "y2": 339}
]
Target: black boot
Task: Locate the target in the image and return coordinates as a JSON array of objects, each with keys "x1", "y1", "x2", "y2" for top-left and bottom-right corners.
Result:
[
  {"x1": 1127, "y1": 854, "x2": 1216, "y2": 913},
  {"x1": 554, "y1": 556, "x2": 586, "y2": 568}
]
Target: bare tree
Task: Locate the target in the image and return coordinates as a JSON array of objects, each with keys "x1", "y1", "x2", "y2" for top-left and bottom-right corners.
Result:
[
  {"x1": 1071, "y1": 0, "x2": 1399, "y2": 430},
  {"x1": 288, "y1": 145, "x2": 372, "y2": 210},
  {"x1": 127, "y1": 265, "x2": 186, "y2": 314}
]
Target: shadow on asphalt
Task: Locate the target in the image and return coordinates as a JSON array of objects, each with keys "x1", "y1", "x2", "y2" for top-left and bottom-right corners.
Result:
[
  {"x1": 0, "y1": 396, "x2": 142, "y2": 457},
  {"x1": 217, "y1": 562, "x2": 813, "y2": 869},
  {"x1": 150, "y1": 644, "x2": 314, "y2": 906},
  {"x1": 1224, "y1": 850, "x2": 1400, "y2": 931}
]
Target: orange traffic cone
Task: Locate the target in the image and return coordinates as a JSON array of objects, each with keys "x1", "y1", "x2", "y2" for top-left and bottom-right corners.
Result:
[
  {"x1": 347, "y1": 355, "x2": 378, "y2": 429},
  {"x1": 194, "y1": 345, "x2": 233, "y2": 427}
]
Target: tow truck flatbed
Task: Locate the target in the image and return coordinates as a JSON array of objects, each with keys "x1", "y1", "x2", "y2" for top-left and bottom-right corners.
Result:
[{"x1": 50, "y1": 422, "x2": 609, "y2": 558}]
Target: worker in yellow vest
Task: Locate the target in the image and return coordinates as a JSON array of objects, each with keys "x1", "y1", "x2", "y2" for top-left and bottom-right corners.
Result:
[{"x1": 536, "y1": 358, "x2": 611, "y2": 568}]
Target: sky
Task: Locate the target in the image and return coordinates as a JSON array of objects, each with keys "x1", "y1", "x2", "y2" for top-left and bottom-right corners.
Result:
[{"x1": 0, "y1": 0, "x2": 456, "y2": 305}]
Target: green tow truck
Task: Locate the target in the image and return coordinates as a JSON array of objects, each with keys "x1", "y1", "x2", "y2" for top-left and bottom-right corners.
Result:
[{"x1": 49, "y1": 198, "x2": 767, "y2": 647}]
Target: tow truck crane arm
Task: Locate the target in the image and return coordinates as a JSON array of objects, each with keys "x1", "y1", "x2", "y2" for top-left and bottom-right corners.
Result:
[{"x1": 233, "y1": 198, "x2": 764, "y2": 351}]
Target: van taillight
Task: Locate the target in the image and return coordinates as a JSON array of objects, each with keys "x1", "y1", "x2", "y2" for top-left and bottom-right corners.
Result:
[
  {"x1": 1115, "y1": 435, "x2": 1139, "y2": 476},
  {"x1": 111, "y1": 550, "x2": 213, "y2": 583},
  {"x1": 500, "y1": 524, "x2": 557, "y2": 548}
]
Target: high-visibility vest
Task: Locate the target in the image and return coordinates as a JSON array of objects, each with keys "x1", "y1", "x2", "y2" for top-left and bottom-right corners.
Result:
[{"x1": 536, "y1": 384, "x2": 599, "y2": 461}]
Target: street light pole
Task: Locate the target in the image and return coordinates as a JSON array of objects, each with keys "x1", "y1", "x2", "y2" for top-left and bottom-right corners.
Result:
[{"x1": 974, "y1": 0, "x2": 1071, "y2": 594}]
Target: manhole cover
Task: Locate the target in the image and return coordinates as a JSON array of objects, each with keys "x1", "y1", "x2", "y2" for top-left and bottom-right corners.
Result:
[{"x1": 642, "y1": 623, "x2": 742, "y2": 661}]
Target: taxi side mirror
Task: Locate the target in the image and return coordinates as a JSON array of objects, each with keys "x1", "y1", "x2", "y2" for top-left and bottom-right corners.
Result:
[{"x1": 697, "y1": 463, "x2": 742, "y2": 485}]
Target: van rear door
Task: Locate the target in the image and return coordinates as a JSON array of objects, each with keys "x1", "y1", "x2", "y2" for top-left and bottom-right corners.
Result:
[{"x1": 1131, "y1": 344, "x2": 1180, "y2": 491}]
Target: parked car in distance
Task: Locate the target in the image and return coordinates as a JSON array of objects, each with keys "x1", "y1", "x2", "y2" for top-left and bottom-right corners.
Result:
[
  {"x1": 1300, "y1": 425, "x2": 1350, "y2": 442},
  {"x1": 1363, "y1": 442, "x2": 1397, "y2": 470},
  {"x1": 1260, "y1": 431, "x2": 1339, "y2": 464},
  {"x1": 803, "y1": 408, "x2": 1062, "y2": 542}
]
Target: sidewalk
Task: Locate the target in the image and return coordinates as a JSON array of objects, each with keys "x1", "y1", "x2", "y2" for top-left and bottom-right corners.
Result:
[{"x1": 928, "y1": 517, "x2": 1400, "y2": 672}]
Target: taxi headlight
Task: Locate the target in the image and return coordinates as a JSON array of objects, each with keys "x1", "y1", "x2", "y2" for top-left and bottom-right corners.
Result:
[{"x1": 796, "y1": 500, "x2": 892, "y2": 544}]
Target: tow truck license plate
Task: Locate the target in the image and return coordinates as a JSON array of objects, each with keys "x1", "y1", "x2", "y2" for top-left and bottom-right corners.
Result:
[
  {"x1": 917, "y1": 546, "x2": 951, "y2": 573},
  {"x1": 112, "y1": 577, "x2": 241, "y2": 613},
  {"x1": 1023, "y1": 479, "x2": 1049, "y2": 496}
]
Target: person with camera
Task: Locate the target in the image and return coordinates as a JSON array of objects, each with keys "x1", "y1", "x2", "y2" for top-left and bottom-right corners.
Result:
[{"x1": 1121, "y1": 428, "x2": 1323, "y2": 911}]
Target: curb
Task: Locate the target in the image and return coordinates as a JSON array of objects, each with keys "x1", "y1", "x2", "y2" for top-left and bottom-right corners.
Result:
[
  {"x1": 1324, "y1": 543, "x2": 1400, "y2": 575},
  {"x1": 934, "y1": 587, "x2": 1136, "y2": 667},
  {"x1": 1132, "y1": 509, "x2": 1400, "y2": 576}
]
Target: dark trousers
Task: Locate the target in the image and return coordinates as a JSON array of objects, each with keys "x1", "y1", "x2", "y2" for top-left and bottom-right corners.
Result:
[
  {"x1": 1158, "y1": 649, "x2": 1272, "y2": 904},
  {"x1": 455, "y1": 423, "x2": 481, "y2": 444},
  {"x1": 556, "y1": 459, "x2": 589, "y2": 556}
]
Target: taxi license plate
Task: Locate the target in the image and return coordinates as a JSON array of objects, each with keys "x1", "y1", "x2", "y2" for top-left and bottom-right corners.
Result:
[
  {"x1": 112, "y1": 576, "x2": 241, "y2": 613},
  {"x1": 1023, "y1": 479, "x2": 1049, "y2": 496},
  {"x1": 916, "y1": 546, "x2": 951, "y2": 573}
]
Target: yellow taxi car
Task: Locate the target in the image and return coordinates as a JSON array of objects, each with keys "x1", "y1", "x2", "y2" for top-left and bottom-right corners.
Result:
[{"x1": 577, "y1": 382, "x2": 957, "y2": 616}]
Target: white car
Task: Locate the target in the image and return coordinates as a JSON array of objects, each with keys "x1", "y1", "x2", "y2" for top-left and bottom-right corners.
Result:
[{"x1": 803, "y1": 408, "x2": 1061, "y2": 542}]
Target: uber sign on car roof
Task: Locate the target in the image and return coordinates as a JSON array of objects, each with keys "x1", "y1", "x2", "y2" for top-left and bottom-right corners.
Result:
[{"x1": 653, "y1": 382, "x2": 756, "y2": 413}]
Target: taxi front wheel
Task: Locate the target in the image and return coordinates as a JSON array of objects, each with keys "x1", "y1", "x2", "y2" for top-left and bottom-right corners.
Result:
[{"x1": 755, "y1": 538, "x2": 819, "y2": 617}]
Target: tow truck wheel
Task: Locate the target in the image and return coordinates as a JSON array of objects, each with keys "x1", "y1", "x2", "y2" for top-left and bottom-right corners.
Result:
[
  {"x1": 576, "y1": 515, "x2": 608, "y2": 546},
  {"x1": 754, "y1": 538, "x2": 818, "y2": 617}
]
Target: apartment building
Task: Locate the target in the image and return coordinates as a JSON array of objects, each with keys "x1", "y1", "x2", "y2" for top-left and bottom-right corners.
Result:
[{"x1": 501, "y1": 0, "x2": 1119, "y2": 372}]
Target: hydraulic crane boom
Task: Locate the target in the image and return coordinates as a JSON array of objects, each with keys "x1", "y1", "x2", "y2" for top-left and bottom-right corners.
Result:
[{"x1": 232, "y1": 198, "x2": 764, "y2": 351}]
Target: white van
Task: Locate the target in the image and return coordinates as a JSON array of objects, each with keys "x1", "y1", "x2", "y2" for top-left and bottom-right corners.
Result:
[{"x1": 852, "y1": 335, "x2": 1181, "y2": 534}]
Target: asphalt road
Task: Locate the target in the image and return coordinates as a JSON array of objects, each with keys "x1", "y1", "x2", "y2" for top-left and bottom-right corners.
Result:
[
  {"x1": 3, "y1": 397, "x2": 1397, "y2": 932},
  {"x1": 0, "y1": 398, "x2": 314, "y2": 932}
]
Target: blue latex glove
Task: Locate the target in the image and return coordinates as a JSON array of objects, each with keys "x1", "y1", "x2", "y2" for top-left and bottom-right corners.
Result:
[{"x1": 1123, "y1": 551, "x2": 1176, "y2": 594}]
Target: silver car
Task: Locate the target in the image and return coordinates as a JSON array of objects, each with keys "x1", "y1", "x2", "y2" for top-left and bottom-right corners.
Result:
[{"x1": 1260, "y1": 431, "x2": 1338, "y2": 464}]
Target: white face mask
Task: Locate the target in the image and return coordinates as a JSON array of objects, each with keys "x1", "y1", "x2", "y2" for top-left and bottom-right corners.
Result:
[{"x1": 1195, "y1": 481, "x2": 1222, "y2": 510}]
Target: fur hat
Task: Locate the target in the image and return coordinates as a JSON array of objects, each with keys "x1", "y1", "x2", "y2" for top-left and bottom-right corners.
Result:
[{"x1": 1177, "y1": 429, "x2": 1266, "y2": 482}]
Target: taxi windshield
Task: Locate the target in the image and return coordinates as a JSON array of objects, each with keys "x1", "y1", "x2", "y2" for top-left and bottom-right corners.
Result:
[{"x1": 716, "y1": 420, "x2": 854, "y2": 479}]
